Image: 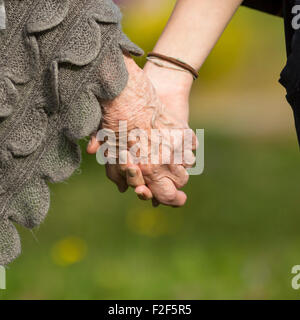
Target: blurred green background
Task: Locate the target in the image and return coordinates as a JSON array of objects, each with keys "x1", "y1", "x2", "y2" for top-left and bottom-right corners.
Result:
[{"x1": 1, "y1": 0, "x2": 299, "y2": 300}]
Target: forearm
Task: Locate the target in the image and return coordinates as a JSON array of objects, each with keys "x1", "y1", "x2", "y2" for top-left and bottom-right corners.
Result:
[
  {"x1": 144, "y1": 0, "x2": 243, "y2": 98},
  {"x1": 151, "y1": 0, "x2": 243, "y2": 70}
]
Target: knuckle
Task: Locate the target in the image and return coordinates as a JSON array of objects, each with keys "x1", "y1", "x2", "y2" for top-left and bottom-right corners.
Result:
[
  {"x1": 162, "y1": 191, "x2": 177, "y2": 203},
  {"x1": 184, "y1": 151, "x2": 196, "y2": 167},
  {"x1": 178, "y1": 173, "x2": 189, "y2": 188},
  {"x1": 139, "y1": 164, "x2": 154, "y2": 176}
]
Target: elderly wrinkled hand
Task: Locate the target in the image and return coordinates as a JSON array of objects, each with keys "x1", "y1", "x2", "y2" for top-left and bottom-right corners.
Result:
[{"x1": 87, "y1": 54, "x2": 196, "y2": 207}]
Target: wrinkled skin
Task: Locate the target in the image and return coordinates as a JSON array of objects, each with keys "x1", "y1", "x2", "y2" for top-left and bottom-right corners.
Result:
[{"x1": 87, "y1": 54, "x2": 196, "y2": 207}]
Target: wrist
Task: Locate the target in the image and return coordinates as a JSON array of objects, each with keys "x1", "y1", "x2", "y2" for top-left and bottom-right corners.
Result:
[
  {"x1": 144, "y1": 61, "x2": 191, "y2": 123},
  {"x1": 144, "y1": 61, "x2": 193, "y2": 99}
]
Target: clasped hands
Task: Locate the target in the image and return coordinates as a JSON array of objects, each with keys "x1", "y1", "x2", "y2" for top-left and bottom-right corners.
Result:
[{"x1": 87, "y1": 54, "x2": 196, "y2": 207}]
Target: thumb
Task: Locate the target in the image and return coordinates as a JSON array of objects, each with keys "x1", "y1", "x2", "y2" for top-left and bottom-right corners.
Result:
[{"x1": 86, "y1": 133, "x2": 101, "y2": 154}]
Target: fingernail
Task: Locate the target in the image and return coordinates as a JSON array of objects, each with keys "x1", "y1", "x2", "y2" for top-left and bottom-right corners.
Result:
[
  {"x1": 137, "y1": 192, "x2": 146, "y2": 200},
  {"x1": 128, "y1": 168, "x2": 136, "y2": 177},
  {"x1": 118, "y1": 185, "x2": 127, "y2": 193},
  {"x1": 152, "y1": 199, "x2": 160, "y2": 207}
]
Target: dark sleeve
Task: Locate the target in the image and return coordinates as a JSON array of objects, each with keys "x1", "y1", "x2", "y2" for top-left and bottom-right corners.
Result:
[{"x1": 242, "y1": 0, "x2": 283, "y2": 17}]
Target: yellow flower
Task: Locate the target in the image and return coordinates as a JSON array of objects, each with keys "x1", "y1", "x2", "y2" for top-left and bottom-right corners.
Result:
[
  {"x1": 126, "y1": 207, "x2": 182, "y2": 237},
  {"x1": 51, "y1": 237, "x2": 87, "y2": 267}
]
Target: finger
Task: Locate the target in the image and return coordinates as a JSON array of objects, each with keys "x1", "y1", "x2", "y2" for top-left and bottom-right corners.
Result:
[
  {"x1": 148, "y1": 177, "x2": 187, "y2": 207},
  {"x1": 182, "y1": 130, "x2": 197, "y2": 167},
  {"x1": 152, "y1": 198, "x2": 160, "y2": 207},
  {"x1": 86, "y1": 134, "x2": 101, "y2": 154},
  {"x1": 119, "y1": 151, "x2": 146, "y2": 188},
  {"x1": 192, "y1": 130, "x2": 198, "y2": 151},
  {"x1": 126, "y1": 166, "x2": 145, "y2": 187},
  {"x1": 168, "y1": 164, "x2": 189, "y2": 189},
  {"x1": 135, "y1": 185, "x2": 153, "y2": 200},
  {"x1": 106, "y1": 165, "x2": 128, "y2": 193},
  {"x1": 183, "y1": 150, "x2": 196, "y2": 168}
]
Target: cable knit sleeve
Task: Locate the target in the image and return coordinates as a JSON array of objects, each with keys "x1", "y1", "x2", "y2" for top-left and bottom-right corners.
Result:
[{"x1": 0, "y1": 0, "x2": 143, "y2": 266}]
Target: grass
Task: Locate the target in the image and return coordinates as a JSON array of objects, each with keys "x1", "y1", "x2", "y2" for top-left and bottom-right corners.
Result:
[
  {"x1": 0, "y1": 131, "x2": 299, "y2": 300},
  {"x1": 0, "y1": 2, "x2": 298, "y2": 300}
]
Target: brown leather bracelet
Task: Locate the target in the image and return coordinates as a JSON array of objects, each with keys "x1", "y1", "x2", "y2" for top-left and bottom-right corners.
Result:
[{"x1": 147, "y1": 52, "x2": 198, "y2": 80}]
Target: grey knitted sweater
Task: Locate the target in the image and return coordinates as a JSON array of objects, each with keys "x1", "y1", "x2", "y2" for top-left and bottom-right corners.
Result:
[{"x1": 0, "y1": 0, "x2": 143, "y2": 265}]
